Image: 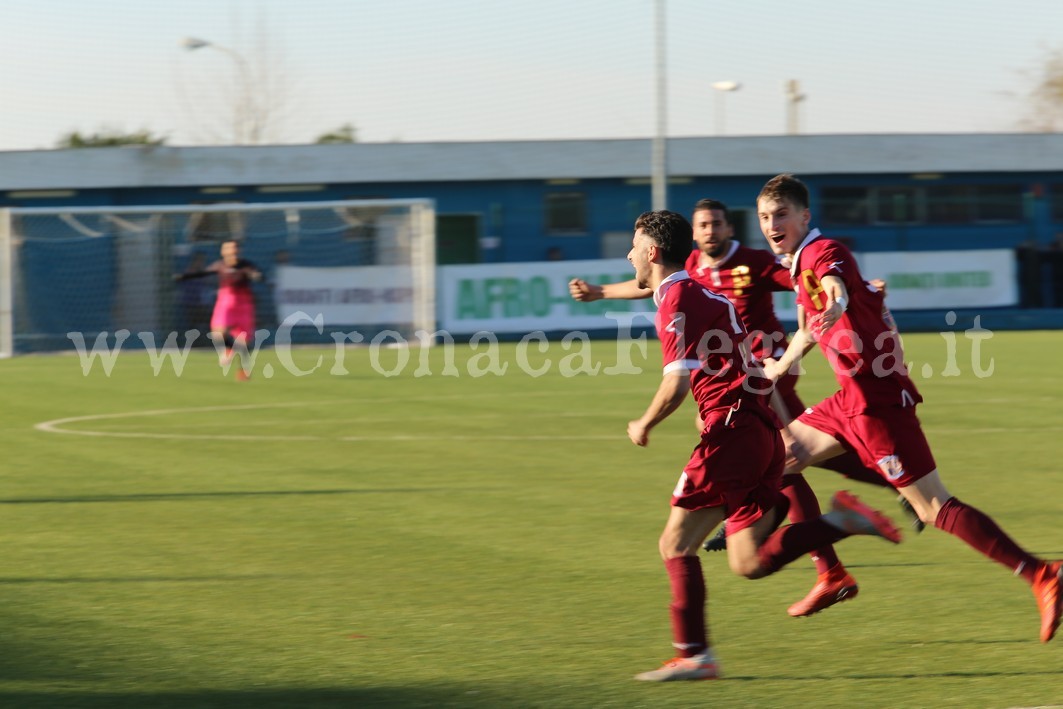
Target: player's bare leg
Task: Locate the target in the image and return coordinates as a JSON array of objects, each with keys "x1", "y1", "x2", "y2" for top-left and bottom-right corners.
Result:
[
  {"x1": 231, "y1": 332, "x2": 251, "y2": 380},
  {"x1": 897, "y1": 471, "x2": 1062, "y2": 641},
  {"x1": 212, "y1": 327, "x2": 233, "y2": 366}
]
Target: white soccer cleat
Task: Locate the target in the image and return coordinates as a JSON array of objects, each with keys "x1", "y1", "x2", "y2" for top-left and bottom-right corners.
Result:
[{"x1": 634, "y1": 653, "x2": 720, "y2": 682}]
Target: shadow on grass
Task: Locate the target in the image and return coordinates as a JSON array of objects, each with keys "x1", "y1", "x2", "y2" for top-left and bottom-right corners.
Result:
[
  {"x1": 0, "y1": 687, "x2": 508, "y2": 709},
  {"x1": 725, "y1": 668, "x2": 1063, "y2": 682},
  {"x1": 0, "y1": 489, "x2": 443, "y2": 505},
  {"x1": 841, "y1": 562, "x2": 937, "y2": 569},
  {"x1": 0, "y1": 573, "x2": 289, "y2": 585}
]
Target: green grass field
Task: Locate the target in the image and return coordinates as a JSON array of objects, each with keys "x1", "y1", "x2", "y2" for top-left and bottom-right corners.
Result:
[{"x1": 1, "y1": 330, "x2": 1062, "y2": 708}]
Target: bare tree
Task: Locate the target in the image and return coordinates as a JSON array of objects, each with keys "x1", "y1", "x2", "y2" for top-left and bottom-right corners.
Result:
[
  {"x1": 176, "y1": 10, "x2": 295, "y2": 145},
  {"x1": 1021, "y1": 46, "x2": 1063, "y2": 132}
]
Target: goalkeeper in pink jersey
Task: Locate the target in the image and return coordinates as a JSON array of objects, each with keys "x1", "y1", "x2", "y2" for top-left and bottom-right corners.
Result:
[
  {"x1": 176, "y1": 239, "x2": 262, "y2": 380},
  {"x1": 757, "y1": 173, "x2": 1062, "y2": 643}
]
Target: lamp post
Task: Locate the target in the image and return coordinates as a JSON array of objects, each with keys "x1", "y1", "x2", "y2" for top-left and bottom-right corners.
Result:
[
  {"x1": 784, "y1": 79, "x2": 806, "y2": 135},
  {"x1": 651, "y1": 0, "x2": 667, "y2": 211},
  {"x1": 180, "y1": 36, "x2": 258, "y2": 144},
  {"x1": 711, "y1": 81, "x2": 741, "y2": 136}
]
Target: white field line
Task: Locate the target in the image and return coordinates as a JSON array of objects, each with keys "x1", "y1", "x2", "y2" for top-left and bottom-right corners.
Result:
[{"x1": 32, "y1": 399, "x2": 653, "y2": 442}]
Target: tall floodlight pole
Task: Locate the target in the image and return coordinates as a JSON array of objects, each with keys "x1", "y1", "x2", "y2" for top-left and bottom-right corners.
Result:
[{"x1": 651, "y1": 0, "x2": 668, "y2": 210}]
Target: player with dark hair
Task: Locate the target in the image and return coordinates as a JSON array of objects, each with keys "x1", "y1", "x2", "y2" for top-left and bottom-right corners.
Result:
[
  {"x1": 175, "y1": 239, "x2": 262, "y2": 380},
  {"x1": 624, "y1": 209, "x2": 901, "y2": 681},
  {"x1": 571, "y1": 198, "x2": 904, "y2": 618},
  {"x1": 757, "y1": 173, "x2": 1062, "y2": 643}
]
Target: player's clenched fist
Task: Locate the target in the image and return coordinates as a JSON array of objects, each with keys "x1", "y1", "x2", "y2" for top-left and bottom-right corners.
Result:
[
  {"x1": 627, "y1": 420, "x2": 650, "y2": 447},
  {"x1": 568, "y1": 278, "x2": 603, "y2": 302}
]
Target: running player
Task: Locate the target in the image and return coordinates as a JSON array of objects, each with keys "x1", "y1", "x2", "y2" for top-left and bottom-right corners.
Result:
[
  {"x1": 571, "y1": 198, "x2": 903, "y2": 618},
  {"x1": 624, "y1": 209, "x2": 901, "y2": 681},
  {"x1": 757, "y1": 173, "x2": 1062, "y2": 643}
]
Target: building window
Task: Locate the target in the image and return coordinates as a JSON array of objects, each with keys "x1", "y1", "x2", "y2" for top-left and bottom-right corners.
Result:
[
  {"x1": 973, "y1": 184, "x2": 1023, "y2": 222},
  {"x1": 925, "y1": 185, "x2": 973, "y2": 224},
  {"x1": 1051, "y1": 185, "x2": 1063, "y2": 222},
  {"x1": 874, "y1": 187, "x2": 920, "y2": 224},
  {"x1": 545, "y1": 193, "x2": 586, "y2": 233},
  {"x1": 820, "y1": 187, "x2": 870, "y2": 225}
]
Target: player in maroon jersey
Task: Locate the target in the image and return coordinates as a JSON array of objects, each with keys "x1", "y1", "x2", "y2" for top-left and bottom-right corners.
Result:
[
  {"x1": 175, "y1": 239, "x2": 262, "y2": 380},
  {"x1": 757, "y1": 173, "x2": 1062, "y2": 643},
  {"x1": 570, "y1": 199, "x2": 904, "y2": 618},
  {"x1": 624, "y1": 210, "x2": 901, "y2": 681}
]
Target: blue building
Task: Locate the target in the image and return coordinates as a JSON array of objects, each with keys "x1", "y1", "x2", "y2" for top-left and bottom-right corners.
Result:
[
  {"x1": 3, "y1": 134, "x2": 1063, "y2": 342},
  {"x1": 1, "y1": 133, "x2": 1061, "y2": 262}
]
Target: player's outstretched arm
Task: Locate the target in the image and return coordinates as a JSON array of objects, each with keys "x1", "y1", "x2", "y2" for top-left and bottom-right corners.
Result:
[
  {"x1": 627, "y1": 371, "x2": 691, "y2": 447},
  {"x1": 569, "y1": 278, "x2": 652, "y2": 302},
  {"x1": 242, "y1": 262, "x2": 264, "y2": 282},
  {"x1": 766, "y1": 306, "x2": 815, "y2": 381}
]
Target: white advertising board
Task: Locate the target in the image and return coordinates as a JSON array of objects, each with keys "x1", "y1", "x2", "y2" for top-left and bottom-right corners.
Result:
[
  {"x1": 274, "y1": 265, "x2": 415, "y2": 326},
  {"x1": 859, "y1": 249, "x2": 1017, "y2": 310}
]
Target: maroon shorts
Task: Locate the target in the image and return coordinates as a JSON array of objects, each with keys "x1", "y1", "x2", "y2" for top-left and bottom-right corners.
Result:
[
  {"x1": 671, "y1": 414, "x2": 785, "y2": 533},
  {"x1": 797, "y1": 390, "x2": 937, "y2": 488}
]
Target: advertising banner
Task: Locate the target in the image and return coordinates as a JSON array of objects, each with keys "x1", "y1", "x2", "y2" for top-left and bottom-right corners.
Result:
[
  {"x1": 861, "y1": 249, "x2": 1017, "y2": 310},
  {"x1": 274, "y1": 265, "x2": 414, "y2": 326},
  {"x1": 437, "y1": 259, "x2": 654, "y2": 335}
]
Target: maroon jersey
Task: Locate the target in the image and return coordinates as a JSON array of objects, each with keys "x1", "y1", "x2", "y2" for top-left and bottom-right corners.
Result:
[
  {"x1": 684, "y1": 243, "x2": 791, "y2": 359},
  {"x1": 654, "y1": 272, "x2": 777, "y2": 428},
  {"x1": 791, "y1": 230, "x2": 921, "y2": 414}
]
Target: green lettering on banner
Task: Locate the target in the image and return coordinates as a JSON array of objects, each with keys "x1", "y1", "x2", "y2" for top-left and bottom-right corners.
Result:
[
  {"x1": 500, "y1": 277, "x2": 522, "y2": 317},
  {"x1": 456, "y1": 279, "x2": 484, "y2": 319},
  {"x1": 890, "y1": 270, "x2": 994, "y2": 290},
  {"x1": 890, "y1": 273, "x2": 935, "y2": 289},
  {"x1": 528, "y1": 276, "x2": 551, "y2": 316},
  {"x1": 938, "y1": 271, "x2": 990, "y2": 288}
]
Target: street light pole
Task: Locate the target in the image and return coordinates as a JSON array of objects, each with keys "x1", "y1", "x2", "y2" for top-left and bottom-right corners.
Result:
[
  {"x1": 711, "y1": 81, "x2": 741, "y2": 136},
  {"x1": 784, "y1": 79, "x2": 806, "y2": 135},
  {"x1": 180, "y1": 36, "x2": 257, "y2": 145},
  {"x1": 651, "y1": 0, "x2": 667, "y2": 211}
]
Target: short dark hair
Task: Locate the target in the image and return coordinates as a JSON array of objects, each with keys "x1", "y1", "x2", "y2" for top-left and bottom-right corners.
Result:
[
  {"x1": 758, "y1": 174, "x2": 810, "y2": 210},
  {"x1": 691, "y1": 198, "x2": 732, "y2": 225},
  {"x1": 634, "y1": 210, "x2": 692, "y2": 267}
]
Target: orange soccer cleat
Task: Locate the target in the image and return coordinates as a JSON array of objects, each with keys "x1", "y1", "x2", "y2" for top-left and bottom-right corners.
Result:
[
  {"x1": 831, "y1": 491, "x2": 903, "y2": 544},
  {"x1": 788, "y1": 564, "x2": 859, "y2": 617},
  {"x1": 1032, "y1": 561, "x2": 1062, "y2": 643}
]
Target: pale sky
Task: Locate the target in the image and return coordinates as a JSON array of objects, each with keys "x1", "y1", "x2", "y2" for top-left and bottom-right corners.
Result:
[{"x1": 1, "y1": 0, "x2": 1059, "y2": 151}]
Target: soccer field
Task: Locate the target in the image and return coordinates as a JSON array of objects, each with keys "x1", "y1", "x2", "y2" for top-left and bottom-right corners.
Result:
[{"x1": 1, "y1": 331, "x2": 1061, "y2": 708}]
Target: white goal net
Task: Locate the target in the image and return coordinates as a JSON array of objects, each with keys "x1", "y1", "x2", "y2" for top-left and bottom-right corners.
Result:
[{"x1": 0, "y1": 199, "x2": 435, "y2": 356}]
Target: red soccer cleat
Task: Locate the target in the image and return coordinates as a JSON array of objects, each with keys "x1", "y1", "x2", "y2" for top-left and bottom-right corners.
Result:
[
  {"x1": 1032, "y1": 561, "x2": 1062, "y2": 643},
  {"x1": 788, "y1": 564, "x2": 860, "y2": 617}
]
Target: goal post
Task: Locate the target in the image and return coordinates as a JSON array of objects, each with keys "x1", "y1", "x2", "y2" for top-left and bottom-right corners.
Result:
[{"x1": 0, "y1": 199, "x2": 436, "y2": 356}]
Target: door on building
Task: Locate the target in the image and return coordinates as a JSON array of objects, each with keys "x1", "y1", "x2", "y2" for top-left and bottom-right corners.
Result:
[{"x1": 436, "y1": 214, "x2": 481, "y2": 264}]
